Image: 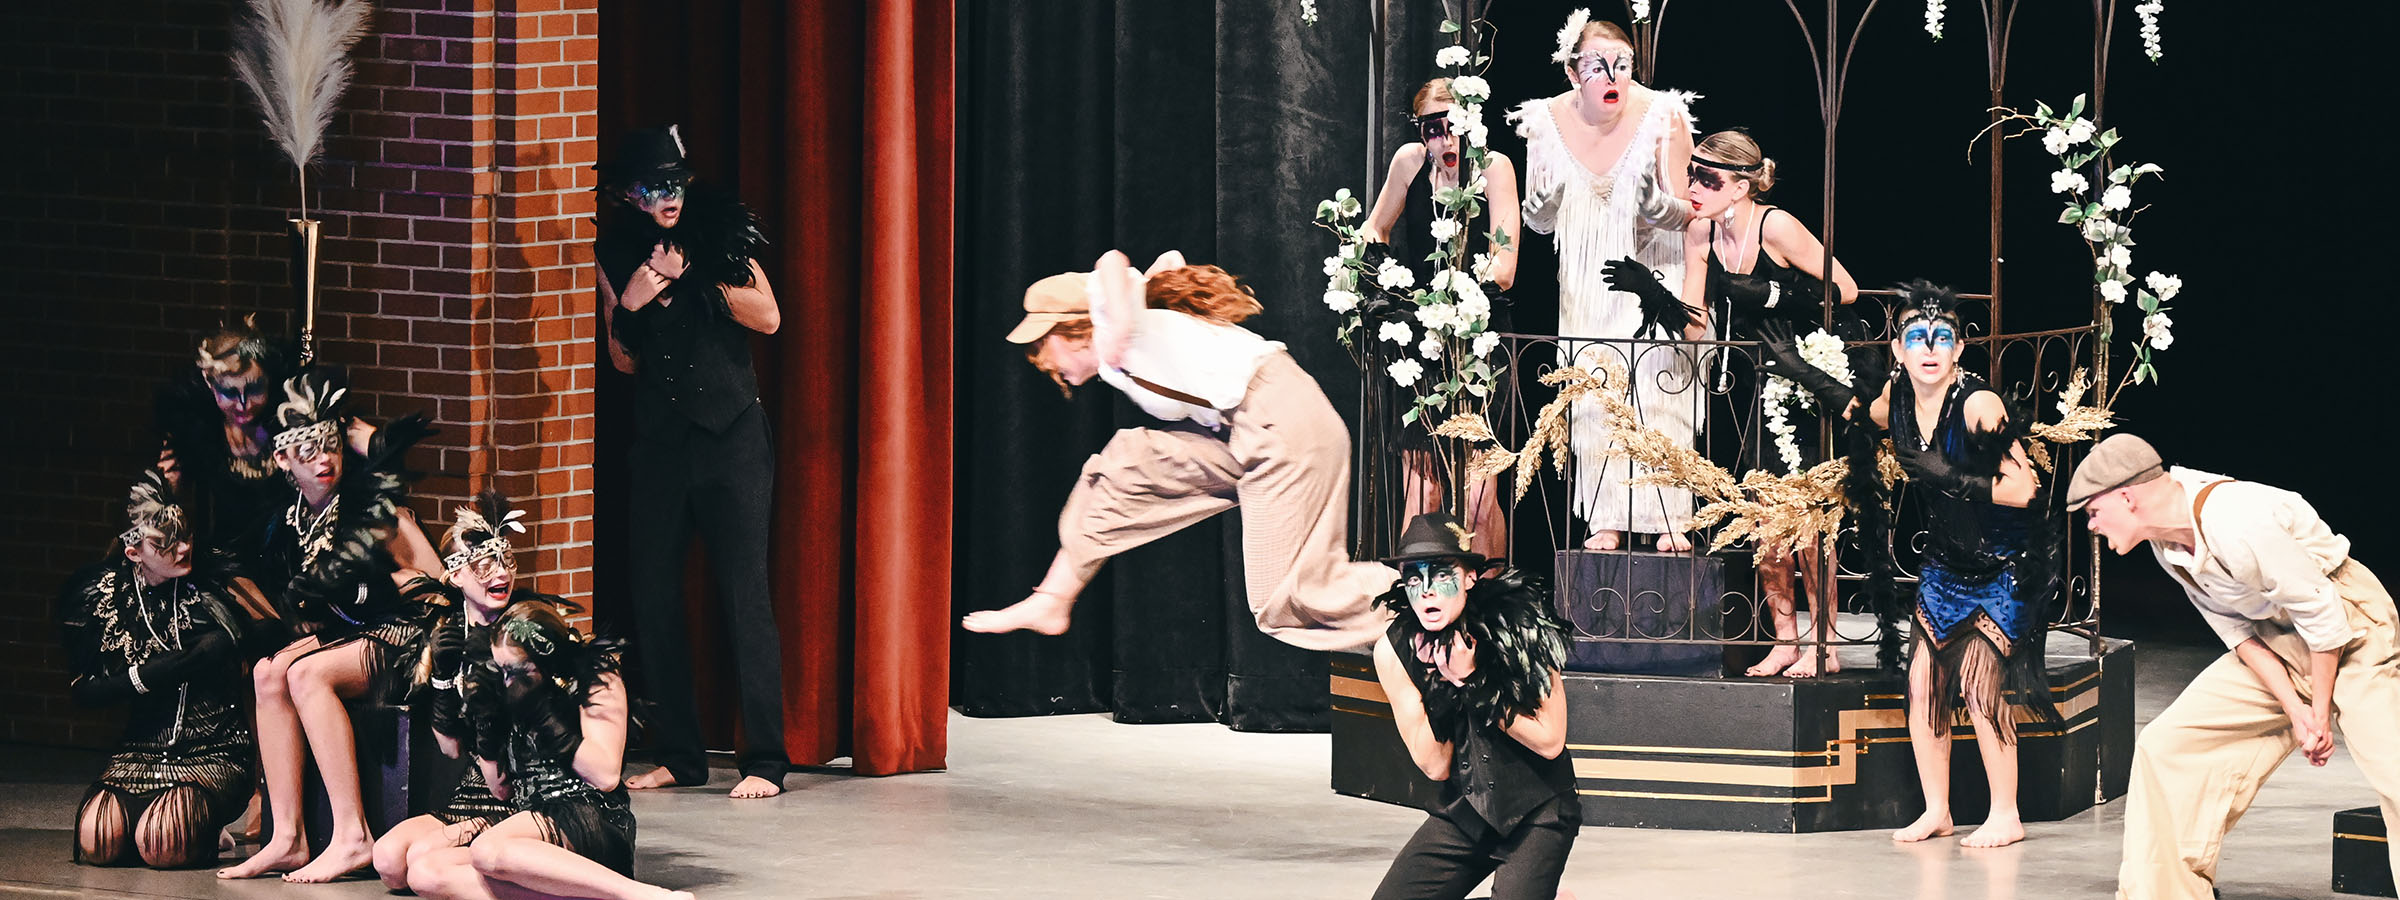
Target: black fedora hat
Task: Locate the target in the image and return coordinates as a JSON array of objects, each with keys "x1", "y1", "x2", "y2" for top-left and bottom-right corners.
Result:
[
  {"x1": 1382, "y1": 512, "x2": 1487, "y2": 567},
  {"x1": 595, "y1": 124, "x2": 695, "y2": 186}
]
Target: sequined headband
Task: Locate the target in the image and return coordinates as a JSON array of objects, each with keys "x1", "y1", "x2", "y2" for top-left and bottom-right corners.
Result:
[{"x1": 272, "y1": 420, "x2": 341, "y2": 454}]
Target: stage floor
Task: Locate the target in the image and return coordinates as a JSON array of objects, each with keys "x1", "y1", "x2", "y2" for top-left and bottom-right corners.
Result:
[{"x1": 0, "y1": 641, "x2": 2377, "y2": 899}]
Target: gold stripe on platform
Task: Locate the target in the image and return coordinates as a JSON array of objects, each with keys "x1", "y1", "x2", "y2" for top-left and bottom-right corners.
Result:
[
  {"x1": 1580, "y1": 788, "x2": 1830, "y2": 804},
  {"x1": 1330, "y1": 677, "x2": 1388, "y2": 704},
  {"x1": 1568, "y1": 744, "x2": 1830, "y2": 758},
  {"x1": 2336, "y1": 832, "x2": 2391, "y2": 843}
]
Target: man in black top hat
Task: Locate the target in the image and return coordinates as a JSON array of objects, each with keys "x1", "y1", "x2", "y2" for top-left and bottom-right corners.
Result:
[
  {"x1": 595, "y1": 124, "x2": 790, "y2": 798},
  {"x1": 1368, "y1": 512, "x2": 1581, "y2": 900}
]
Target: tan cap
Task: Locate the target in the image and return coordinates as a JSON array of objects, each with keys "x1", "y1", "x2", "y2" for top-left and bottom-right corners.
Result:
[
  {"x1": 1005, "y1": 272, "x2": 1091, "y2": 344},
  {"x1": 2066, "y1": 433, "x2": 2167, "y2": 511}
]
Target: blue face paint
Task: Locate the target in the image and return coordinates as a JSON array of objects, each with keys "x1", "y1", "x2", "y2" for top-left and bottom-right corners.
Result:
[
  {"x1": 1401, "y1": 561, "x2": 1464, "y2": 598},
  {"x1": 1903, "y1": 323, "x2": 1958, "y2": 351}
]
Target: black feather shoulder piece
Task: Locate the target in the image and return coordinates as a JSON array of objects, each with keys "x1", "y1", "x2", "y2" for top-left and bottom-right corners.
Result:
[
  {"x1": 1843, "y1": 367, "x2": 1905, "y2": 671},
  {"x1": 281, "y1": 414, "x2": 434, "y2": 627},
  {"x1": 1390, "y1": 568, "x2": 1568, "y2": 733}
]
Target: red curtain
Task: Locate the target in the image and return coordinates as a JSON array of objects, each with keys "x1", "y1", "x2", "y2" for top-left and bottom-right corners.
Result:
[{"x1": 599, "y1": 0, "x2": 952, "y2": 776}]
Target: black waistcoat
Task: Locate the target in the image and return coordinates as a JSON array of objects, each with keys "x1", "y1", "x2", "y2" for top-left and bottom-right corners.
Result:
[
  {"x1": 1390, "y1": 620, "x2": 1582, "y2": 838},
  {"x1": 599, "y1": 190, "x2": 766, "y2": 434}
]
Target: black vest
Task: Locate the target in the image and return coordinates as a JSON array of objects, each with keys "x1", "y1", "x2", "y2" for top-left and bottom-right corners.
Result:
[
  {"x1": 1390, "y1": 621, "x2": 1582, "y2": 837},
  {"x1": 601, "y1": 230, "x2": 763, "y2": 434}
]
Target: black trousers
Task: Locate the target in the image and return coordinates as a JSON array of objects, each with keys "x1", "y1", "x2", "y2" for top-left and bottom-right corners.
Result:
[
  {"x1": 1370, "y1": 801, "x2": 1580, "y2": 900},
  {"x1": 627, "y1": 402, "x2": 790, "y2": 784}
]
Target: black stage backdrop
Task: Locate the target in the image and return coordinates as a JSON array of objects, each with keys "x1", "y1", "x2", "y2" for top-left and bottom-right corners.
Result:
[{"x1": 958, "y1": 1, "x2": 2399, "y2": 718}]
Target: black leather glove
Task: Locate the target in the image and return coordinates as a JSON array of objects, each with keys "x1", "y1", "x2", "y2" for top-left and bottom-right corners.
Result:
[
  {"x1": 504, "y1": 674, "x2": 582, "y2": 763},
  {"x1": 1722, "y1": 272, "x2": 1775, "y2": 311},
  {"x1": 463, "y1": 662, "x2": 511, "y2": 764},
  {"x1": 1894, "y1": 438, "x2": 1993, "y2": 503},
  {"x1": 1602, "y1": 257, "x2": 1694, "y2": 337},
  {"x1": 1754, "y1": 320, "x2": 1857, "y2": 410}
]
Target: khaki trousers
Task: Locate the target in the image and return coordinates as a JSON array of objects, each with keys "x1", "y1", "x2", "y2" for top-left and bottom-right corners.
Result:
[
  {"x1": 1058, "y1": 352, "x2": 1397, "y2": 651},
  {"x1": 2118, "y1": 561, "x2": 2400, "y2": 899}
]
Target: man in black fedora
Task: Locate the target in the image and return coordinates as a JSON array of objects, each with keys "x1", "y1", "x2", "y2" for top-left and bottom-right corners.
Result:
[
  {"x1": 595, "y1": 124, "x2": 790, "y2": 798},
  {"x1": 1366, "y1": 512, "x2": 1581, "y2": 900}
]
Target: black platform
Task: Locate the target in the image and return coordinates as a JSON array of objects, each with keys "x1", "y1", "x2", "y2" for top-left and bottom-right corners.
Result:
[
  {"x1": 2337, "y1": 806, "x2": 2395, "y2": 897},
  {"x1": 1331, "y1": 632, "x2": 2137, "y2": 833}
]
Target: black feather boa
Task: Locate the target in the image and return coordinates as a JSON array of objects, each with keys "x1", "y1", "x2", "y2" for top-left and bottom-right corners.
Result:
[
  {"x1": 463, "y1": 628, "x2": 628, "y2": 766},
  {"x1": 1843, "y1": 365, "x2": 1905, "y2": 671},
  {"x1": 280, "y1": 413, "x2": 434, "y2": 627},
  {"x1": 1381, "y1": 568, "x2": 1568, "y2": 737},
  {"x1": 596, "y1": 184, "x2": 766, "y2": 324}
]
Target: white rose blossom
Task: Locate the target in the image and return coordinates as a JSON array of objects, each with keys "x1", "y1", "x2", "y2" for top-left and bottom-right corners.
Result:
[
  {"x1": 1380, "y1": 321, "x2": 1413, "y2": 345},
  {"x1": 1376, "y1": 257, "x2": 1415, "y2": 290},
  {"x1": 1299, "y1": 0, "x2": 1317, "y2": 26},
  {"x1": 2098, "y1": 280, "x2": 2126, "y2": 304},
  {"x1": 1449, "y1": 76, "x2": 1490, "y2": 101},
  {"x1": 2101, "y1": 185, "x2": 2132, "y2": 211},
  {"x1": 1429, "y1": 217, "x2": 1461, "y2": 243},
  {"x1": 1323, "y1": 289, "x2": 1359, "y2": 313},
  {"x1": 2065, "y1": 118, "x2": 2095, "y2": 144},
  {"x1": 2042, "y1": 127, "x2": 2072, "y2": 155},
  {"x1": 1631, "y1": 0, "x2": 1651, "y2": 22},
  {"x1": 2050, "y1": 169, "x2": 2088, "y2": 194},
  {"x1": 1418, "y1": 336, "x2": 1444, "y2": 361},
  {"x1": 1456, "y1": 291, "x2": 1491, "y2": 326},
  {"x1": 1340, "y1": 242, "x2": 1360, "y2": 259},
  {"x1": 1322, "y1": 255, "x2": 1345, "y2": 277},
  {"x1": 2145, "y1": 271, "x2": 2181, "y2": 301},
  {"x1": 1388, "y1": 358, "x2": 1425, "y2": 387},
  {"x1": 1924, "y1": 0, "x2": 1945, "y2": 40},
  {"x1": 1472, "y1": 330, "x2": 1501, "y2": 359},
  {"x1": 1436, "y1": 46, "x2": 1471, "y2": 69},
  {"x1": 1416, "y1": 303, "x2": 1459, "y2": 335},
  {"x1": 2142, "y1": 312, "x2": 2174, "y2": 350},
  {"x1": 1471, "y1": 253, "x2": 1497, "y2": 283},
  {"x1": 2106, "y1": 243, "x2": 2133, "y2": 268}
]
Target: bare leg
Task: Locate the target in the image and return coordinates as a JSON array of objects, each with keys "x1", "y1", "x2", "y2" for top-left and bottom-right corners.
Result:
[
  {"x1": 1464, "y1": 471, "x2": 1508, "y2": 562},
  {"x1": 1746, "y1": 548, "x2": 1803, "y2": 677},
  {"x1": 1783, "y1": 542, "x2": 1841, "y2": 677},
  {"x1": 133, "y1": 784, "x2": 215, "y2": 868},
  {"x1": 1400, "y1": 449, "x2": 1443, "y2": 522},
  {"x1": 408, "y1": 846, "x2": 493, "y2": 900},
  {"x1": 418, "y1": 814, "x2": 689, "y2": 900},
  {"x1": 220, "y1": 638, "x2": 321, "y2": 878},
  {"x1": 76, "y1": 788, "x2": 131, "y2": 865},
  {"x1": 1894, "y1": 642, "x2": 1957, "y2": 842},
  {"x1": 1961, "y1": 706, "x2": 2025, "y2": 848},
  {"x1": 961, "y1": 549, "x2": 1085, "y2": 636},
  {"x1": 283, "y1": 641, "x2": 380, "y2": 883},
  {"x1": 374, "y1": 813, "x2": 449, "y2": 890}
]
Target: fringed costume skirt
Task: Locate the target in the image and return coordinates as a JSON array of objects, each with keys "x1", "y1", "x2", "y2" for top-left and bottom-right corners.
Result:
[{"x1": 1912, "y1": 556, "x2": 2041, "y2": 743}]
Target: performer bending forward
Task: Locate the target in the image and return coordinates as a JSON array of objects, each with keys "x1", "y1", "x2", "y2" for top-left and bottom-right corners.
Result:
[
  {"x1": 2074, "y1": 434, "x2": 2400, "y2": 899},
  {"x1": 963, "y1": 251, "x2": 1396, "y2": 650},
  {"x1": 1761, "y1": 282, "x2": 2060, "y2": 848},
  {"x1": 403, "y1": 604, "x2": 688, "y2": 900},
  {"x1": 1509, "y1": 13, "x2": 1707, "y2": 552},
  {"x1": 1369, "y1": 513, "x2": 1576, "y2": 900}
]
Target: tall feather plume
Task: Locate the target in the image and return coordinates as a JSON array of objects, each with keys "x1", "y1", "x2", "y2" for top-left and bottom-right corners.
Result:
[{"x1": 230, "y1": 0, "x2": 374, "y2": 220}]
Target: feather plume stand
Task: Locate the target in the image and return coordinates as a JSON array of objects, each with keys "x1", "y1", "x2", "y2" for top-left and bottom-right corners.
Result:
[{"x1": 228, "y1": 0, "x2": 372, "y2": 367}]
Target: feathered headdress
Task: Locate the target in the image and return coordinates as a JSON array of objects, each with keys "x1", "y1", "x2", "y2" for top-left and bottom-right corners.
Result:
[
  {"x1": 196, "y1": 314, "x2": 280, "y2": 380},
  {"x1": 229, "y1": 0, "x2": 374, "y2": 220},
  {"x1": 1552, "y1": 8, "x2": 1593, "y2": 63},
  {"x1": 121, "y1": 469, "x2": 191, "y2": 549},
  {"x1": 1890, "y1": 278, "x2": 1965, "y2": 331},
  {"x1": 272, "y1": 370, "x2": 348, "y2": 456},
  {"x1": 442, "y1": 490, "x2": 528, "y2": 574}
]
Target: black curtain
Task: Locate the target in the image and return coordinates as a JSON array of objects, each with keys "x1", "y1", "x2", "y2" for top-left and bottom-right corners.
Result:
[{"x1": 953, "y1": 0, "x2": 1454, "y2": 727}]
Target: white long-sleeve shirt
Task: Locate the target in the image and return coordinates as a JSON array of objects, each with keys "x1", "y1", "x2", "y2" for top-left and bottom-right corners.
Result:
[
  {"x1": 1088, "y1": 271, "x2": 1283, "y2": 430},
  {"x1": 2150, "y1": 466, "x2": 2358, "y2": 653}
]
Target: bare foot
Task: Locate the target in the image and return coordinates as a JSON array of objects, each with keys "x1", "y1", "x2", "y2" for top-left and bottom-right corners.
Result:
[
  {"x1": 1785, "y1": 647, "x2": 1841, "y2": 678},
  {"x1": 961, "y1": 590, "x2": 1074, "y2": 635},
  {"x1": 729, "y1": 775, "x2": 783, "y2": 799},
  {"x1": 1656, "y1": 532, "x2": 1694, "y2": 552},
  {"x1": 1745, "y1": 644, "x2": 1802, "y2": 677},
  {"x1": 1581, "y1": 531, "x2": 1622, "y2": 551},
  {"x1": 626, "y1": 766, "x2": 688, "y2": 790},
  {"x1": 1961, "y1": 814, "x2": 2025, "y2": 848},
  {"x1": 284, "y1": 835, "x2": 374, "y2": 883},
  {"x1": 217, "y1": 836, "x2": 308, "y2": 879},
  {"x1": 1892, "y1": 809, "x2": 1955, "y2": 843}
]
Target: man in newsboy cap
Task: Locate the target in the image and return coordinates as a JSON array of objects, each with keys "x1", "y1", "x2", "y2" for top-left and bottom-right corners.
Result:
[{"x1": 2076, "y1": 434, "x2": 2400, "y2": 899}]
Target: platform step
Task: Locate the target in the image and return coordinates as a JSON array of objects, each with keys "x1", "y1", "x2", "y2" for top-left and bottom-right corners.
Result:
[
  {"x1": 1554, "y1": 549, "x2": 1728, "y2": 677},
  {"x1": 2336, "y1": 806, "x2": 2394, "y2": 897}
]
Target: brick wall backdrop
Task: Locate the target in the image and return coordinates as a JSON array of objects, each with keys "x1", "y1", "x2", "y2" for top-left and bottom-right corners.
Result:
[{"x1": 0, "y1": 0, "x2": 599, "y2": 748}]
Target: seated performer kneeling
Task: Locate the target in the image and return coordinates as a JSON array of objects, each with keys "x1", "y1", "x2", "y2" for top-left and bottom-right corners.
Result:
[
  {"x1": 406, "y1": 603, "x2": 686, "y2": 900},
  {"x1": 374, "y1": 492, "x2": 560, "y2": 890},
  {"x1": 1758, "y1": 281, "x2": 2061, "y2": 847},
  {"x1": 61, "y1": 472, "x2": 258, "y2": 869},
  {"x1": 1369, "y1": 513, "x2": 1578, "y2": 900},
  {"x1": 2074, "y1": 434, "x2": 2400, "y2": 900},
  {"x1": 963, "y1": 250, "x2": 1396, "y2": 650}
]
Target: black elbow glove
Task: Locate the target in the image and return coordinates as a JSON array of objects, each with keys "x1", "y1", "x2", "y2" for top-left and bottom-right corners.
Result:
[
  {"x1": 505, "y1": 676, "x2": 582, "y2": 763},
  {"x1": 1603, "y1": 257, "x2": 1694, "y2": 337},
  {"x1": 1754, "y1": 320, "x2": 1858, "y2": 410},
  {"x1": 1894, "y1": 439, "x2": 1994, "y2": 503}
]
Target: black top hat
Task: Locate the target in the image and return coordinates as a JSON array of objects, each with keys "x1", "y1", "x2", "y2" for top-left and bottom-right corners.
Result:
[
  {"x1": 595, "y1": 125, "x2": 694, "y2": 186},
  {"x1": 1382, "y1": 512, "x2": 1487, "y2": 567}
]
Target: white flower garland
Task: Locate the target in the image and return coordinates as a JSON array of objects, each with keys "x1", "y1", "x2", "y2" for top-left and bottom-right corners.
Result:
[
  {"x1": 1760, "y1": 330, "x2": 1852, "y2": 474},
  {"x1": 2134, "y1": 1, "x2": 2165, "y2": 62},
  {"x1": 1630, "y1": 0, "x2": 1651, "y2": 23},
  {"x1": 1924, "y1": 0, "x2": 1945, "y2": 40},
  {"x1": 2023, "y1": 95, "x2": 2180, "y2": 384},
  {"x1": 1299, "y1": 0, "x2": 1318, "y2": 26}
]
